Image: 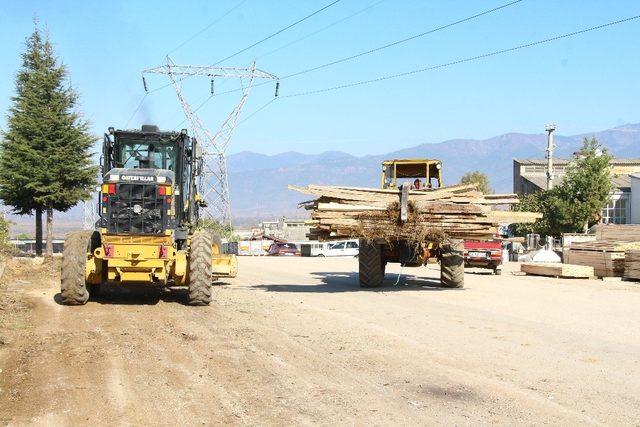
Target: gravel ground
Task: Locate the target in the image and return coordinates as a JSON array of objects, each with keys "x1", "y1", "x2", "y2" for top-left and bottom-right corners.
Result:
[{"x1": 1, "y1": 256, "x2": 639, "y2": 425}]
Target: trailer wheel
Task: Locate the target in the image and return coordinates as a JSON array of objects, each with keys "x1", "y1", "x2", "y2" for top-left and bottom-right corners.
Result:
[
  {"x1": 60, "y1": 231, "x2": 93, "y2": 305},
  {"x1": 441, "y1": 239, "x2": 464, "y2": 288},
  {"x1": 359, "y1": 239, "x2": 385, "y2": 288},
  {"x1": 188, "y1": 230, "x2": 213, "y2": 305}
]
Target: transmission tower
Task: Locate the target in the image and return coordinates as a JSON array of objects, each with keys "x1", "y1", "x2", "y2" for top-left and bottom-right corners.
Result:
[
  {"x1": 142, "y1": 57, "x2": 279, "y2": 225},
  {"x1": 82, "y1": 198, "x2": 98, "y2": 230}
]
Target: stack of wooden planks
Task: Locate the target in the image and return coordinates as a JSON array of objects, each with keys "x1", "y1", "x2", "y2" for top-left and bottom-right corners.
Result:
[
  {"x1": 565, "y1": 240, "x2": 640, "y2": 277},
  {"x1": 289, "y1": 184, "x2": 541, "y2": 242},
  {"x1": 520, "y1": 262, "x2": 594, "y2": 278},
  {"x1": 623, "y1": 250, "x2": 640, "y2": 281},
  {"x1": 596, "y1": 224, "x2": 640, "y2": 242}
]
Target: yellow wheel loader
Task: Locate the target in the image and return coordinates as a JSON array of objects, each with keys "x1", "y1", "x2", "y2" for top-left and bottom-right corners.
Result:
[
  {"x1": 358, "y1": 159, "x2": 464, "y2": 289},
  {"x1": 60, "y1": 125, "x2": 237, "y2": 305}
]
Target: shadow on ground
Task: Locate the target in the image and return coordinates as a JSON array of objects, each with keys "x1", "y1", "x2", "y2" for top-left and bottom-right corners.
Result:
[
  {"x1": 250, "y1": 271, "x2": 465, "y2": 293},
  {"x1": 53, "y1": 282, "x2": 231, "y2": 306}
]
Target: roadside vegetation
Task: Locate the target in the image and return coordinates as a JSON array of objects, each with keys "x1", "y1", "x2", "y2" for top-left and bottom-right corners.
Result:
[
  {"x1": 460, "y1": 171, "x2": 492, "y2": 194},
  {"x1": 513, "y1": 137, "x2": 613, "y2": 236}
]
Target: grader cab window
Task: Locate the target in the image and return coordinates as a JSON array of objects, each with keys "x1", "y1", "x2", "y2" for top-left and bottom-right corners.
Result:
[{"x1": 118, "y1": 140, "x2": 178, "y2": 171}]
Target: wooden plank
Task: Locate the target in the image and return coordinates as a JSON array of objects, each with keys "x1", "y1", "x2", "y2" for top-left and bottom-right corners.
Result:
[
  {"x1": 485, "y1": 211, "x2": 542, "y2": 223},
  {"x1": 565, "y1": 248, "x2": 625, "y2": 277},
  {"x1": 290, "y1": 183, "x2": 536, "y2": 243},
  {"x1": 596, "y1": 224, "x2": 640, "y2": 242},
  {"x1": 520, "y1": 262, "x2": 594, "y2": 278},
  {"x1": 570, "y1": 240, "x2": 640, "y2": 252},
  {"x1": 624, "y1": 250, "x2": 640, "y2": 280}
]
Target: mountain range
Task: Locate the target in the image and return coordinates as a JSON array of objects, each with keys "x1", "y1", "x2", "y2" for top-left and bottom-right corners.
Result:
[
  {"x1": 227, "y1": 123, "x2": 640, "y2": 224},
  {"x1": 8, "y1": 123, "x2": 640, "y2": 235}
]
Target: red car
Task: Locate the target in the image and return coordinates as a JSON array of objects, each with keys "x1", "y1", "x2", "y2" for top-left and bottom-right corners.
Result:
[
  {"x1": 267, "y1": 242, "x2": 299, "y2": 256},
  {"x1": 463, "y1": 240, "x2": 503, "y2": 274}
]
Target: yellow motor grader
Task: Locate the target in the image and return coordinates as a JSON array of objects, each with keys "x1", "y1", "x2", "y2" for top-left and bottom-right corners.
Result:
[{"x1": 60, "y1": 125, "x2": 237, "y2": 305}]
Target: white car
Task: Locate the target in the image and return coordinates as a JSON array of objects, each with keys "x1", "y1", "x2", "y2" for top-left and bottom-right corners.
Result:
[{"x1": 317, "y1": 240, "x2": 359, "y2": 257}]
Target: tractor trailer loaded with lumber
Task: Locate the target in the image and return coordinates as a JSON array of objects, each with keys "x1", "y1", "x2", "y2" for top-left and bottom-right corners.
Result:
[
  {"x1": 60, "y1": 125, "x2": 237, "y2": 306},
  {"x1": 291, "y1": 159, "x2": 540, "y2": 288}
]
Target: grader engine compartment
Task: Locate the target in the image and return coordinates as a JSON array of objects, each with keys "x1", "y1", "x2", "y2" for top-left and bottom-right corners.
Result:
[{"x1": 101, "y1": 169, "x2": 174, "y2": 235}]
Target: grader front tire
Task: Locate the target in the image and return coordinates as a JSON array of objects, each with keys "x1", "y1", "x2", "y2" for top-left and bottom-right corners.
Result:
[
  {"x1": 188, "y1": 230, "x2": 213, "y2": 306},
  {"x1": 440, "y1": 239, "x2": 465, "y2": 289},
  {"x1": 60, "y1": 231, "x2": 93, "y2": 305},
  {"x1": 358, "y1": 239, "x2": 386, "y2": 288}
]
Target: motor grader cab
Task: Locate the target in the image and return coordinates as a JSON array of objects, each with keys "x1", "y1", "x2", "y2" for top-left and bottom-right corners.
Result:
[
  {"x1": 60, "y1": 125, "x2": 237, "y2": 306},
  {"x1": 358, "y1": 158, "x2": 464, "y2": 289},
  {"x1": 381, "y1": 159, "x2": 442, "y2": 190}
]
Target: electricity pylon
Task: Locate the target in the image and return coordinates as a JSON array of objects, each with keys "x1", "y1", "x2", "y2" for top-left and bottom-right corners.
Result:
[
  {"x1": 142, "y1": 57, "x2": 279, "y2": 225},
  {"x1": 82, "y1": 198, "x2": 98, "y2": 230}
]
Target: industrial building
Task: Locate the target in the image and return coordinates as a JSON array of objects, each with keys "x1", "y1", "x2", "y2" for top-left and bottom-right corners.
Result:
[
  {"x1": 513, "y1": 158, "x2": 640, "y2": 224},
  {"x1": 258, "y1": 217, "x2": 310, "y2": 241}
]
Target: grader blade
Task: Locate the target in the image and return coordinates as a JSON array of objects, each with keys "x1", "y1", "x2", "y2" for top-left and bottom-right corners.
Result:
[{"x1": 212, "y1": 254, "x2": 238, "y2": 278}]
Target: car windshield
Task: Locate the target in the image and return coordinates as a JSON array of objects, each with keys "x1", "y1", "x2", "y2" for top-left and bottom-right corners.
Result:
[{"x1": 118, "y1": 140, "x2": 178, "y2": 171}]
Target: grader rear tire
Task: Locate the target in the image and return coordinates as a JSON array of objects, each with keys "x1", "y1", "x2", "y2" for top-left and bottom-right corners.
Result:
[
  {"x1": 440, "y1": 239, "x2": 464, "y2": 289},
  {"x1": 188, "y1": 230, "x2": 213, "y2": 306},
  {"x1": 60, "y1": 231, "x2": 93, "y2": 305},
  {"x1": 359, "y1": 239, "x2": 385, "y2": 288}
]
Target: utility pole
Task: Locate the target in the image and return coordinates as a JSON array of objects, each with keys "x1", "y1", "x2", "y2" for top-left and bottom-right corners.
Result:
[
  {"x1": 142, "y1": 58, "x2": 279, "y2": 226},
  {"x1": 545, "y1": 123, "x2": 556, "y2": 190}
]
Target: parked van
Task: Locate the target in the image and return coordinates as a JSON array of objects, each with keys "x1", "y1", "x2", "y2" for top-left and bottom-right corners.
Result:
[
  {"x1": 317, "y1": 240, "x2": 359, "y2": 257},
  {"x1": 301, "y1": 242, "x2": 330, "y2": 257}
]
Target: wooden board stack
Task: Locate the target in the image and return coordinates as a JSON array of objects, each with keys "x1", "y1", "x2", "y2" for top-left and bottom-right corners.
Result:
[
  {"x1": 520, "y1": 262, "x2": 594, "y2": 279},
  {"x1": 289, "y1": 184, "x2": 541, "y2": 242},
  {"x1": 565, "y1": 240, "x2": 640, "y2": 277},
  {"x1": 520, "y1": 262, "x2": 595, "y2": 279},
  {"x1": 623, "y1": 250, "x2": 640, "y2": 281},
  {"x1": 596, "y1": 224, "x2": 640, "y2": 242}
]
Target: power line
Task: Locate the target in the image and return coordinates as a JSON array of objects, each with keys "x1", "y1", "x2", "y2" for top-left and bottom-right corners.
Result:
[
  {"x1": 124, "y1": 93, "x2": 148, "y2": 128},
  {"x1": 143, "y1": 1, "x2": 342, "y2": 94},
  {"x1": 210, "y1": 0, "x2": 343, "y2": 66},
  {"x1": 280, "y1": 14, "x2": 640, "y2": 98},
  {"x1": 167, "y1": 0, "x2": 249, "y2": 55},
  {"x1": 256, "y1": 0, "x2": 387, "y2": 60},
  {"x1": 237, "y1": 97, "x2": 279, "y2": 126},
  {"x1": 200, "y1": 0, "x2": 525, "y2": 97},
  {"x1": 280, "y1": 0, "x2": 524, "y2": 80}
]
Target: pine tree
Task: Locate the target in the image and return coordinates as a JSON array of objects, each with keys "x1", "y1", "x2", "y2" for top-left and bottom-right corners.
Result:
[{"x1": 0, "y1": 23, "x2": 98, "y2": 256}]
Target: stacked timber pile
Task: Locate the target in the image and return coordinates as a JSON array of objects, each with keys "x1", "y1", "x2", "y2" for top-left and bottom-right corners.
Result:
[
  {"x1": 520, "y1": 262, "x2": 594, "y2": 279},
  {"x1": 565, "y1": 240, "x2": 640, "y2": 277},
  {"x1": 596, "y1": 224, "x2": 640, "y2": 242},
  {"x1": 623, "y1": 250, "x2": 640, "y2": 281},
  {"x1": 289, "y1": 184, "x2": 541, "y2": 243}
]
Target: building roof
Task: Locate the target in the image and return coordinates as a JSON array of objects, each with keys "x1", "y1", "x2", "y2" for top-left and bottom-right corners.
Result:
[
  {"x1": 524, "y1": 174, "x2": 631, "y2": 191},
  {"x1": 514, "y1": 158, "x2": 640, "y2": 166},
  {"x1": 611, "y1": 174, "x2": 631, "y2": 189}
]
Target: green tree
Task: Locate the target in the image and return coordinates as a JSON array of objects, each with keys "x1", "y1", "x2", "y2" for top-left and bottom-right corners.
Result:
[
  {"x1": 460, "y1": 171, "x2": 492, "y2": 194},
  {"x1": 198, "y1": 219, "x2": 240, "y2": 242},
  {"x1": 513, "y1": 137, "x2": 613, "y2": 236},
  {"x1": 0, "y1": 23, "x2": 97, "y2": 256}
]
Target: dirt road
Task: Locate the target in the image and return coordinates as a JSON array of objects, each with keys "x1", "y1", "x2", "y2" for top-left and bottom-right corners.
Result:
[{"x1": 1, "y1": 256, "x2": 640, "y2": 425}]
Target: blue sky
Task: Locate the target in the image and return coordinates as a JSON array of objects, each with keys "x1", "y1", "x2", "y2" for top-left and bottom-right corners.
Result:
[{"x1": 1, "y1": 0, "x2": 639, "y2": 156}]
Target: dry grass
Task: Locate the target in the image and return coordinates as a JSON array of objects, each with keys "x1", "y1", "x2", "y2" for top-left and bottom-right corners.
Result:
[{"x1": 357, "y1": 201, "x2": 448, "y2": 247}]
